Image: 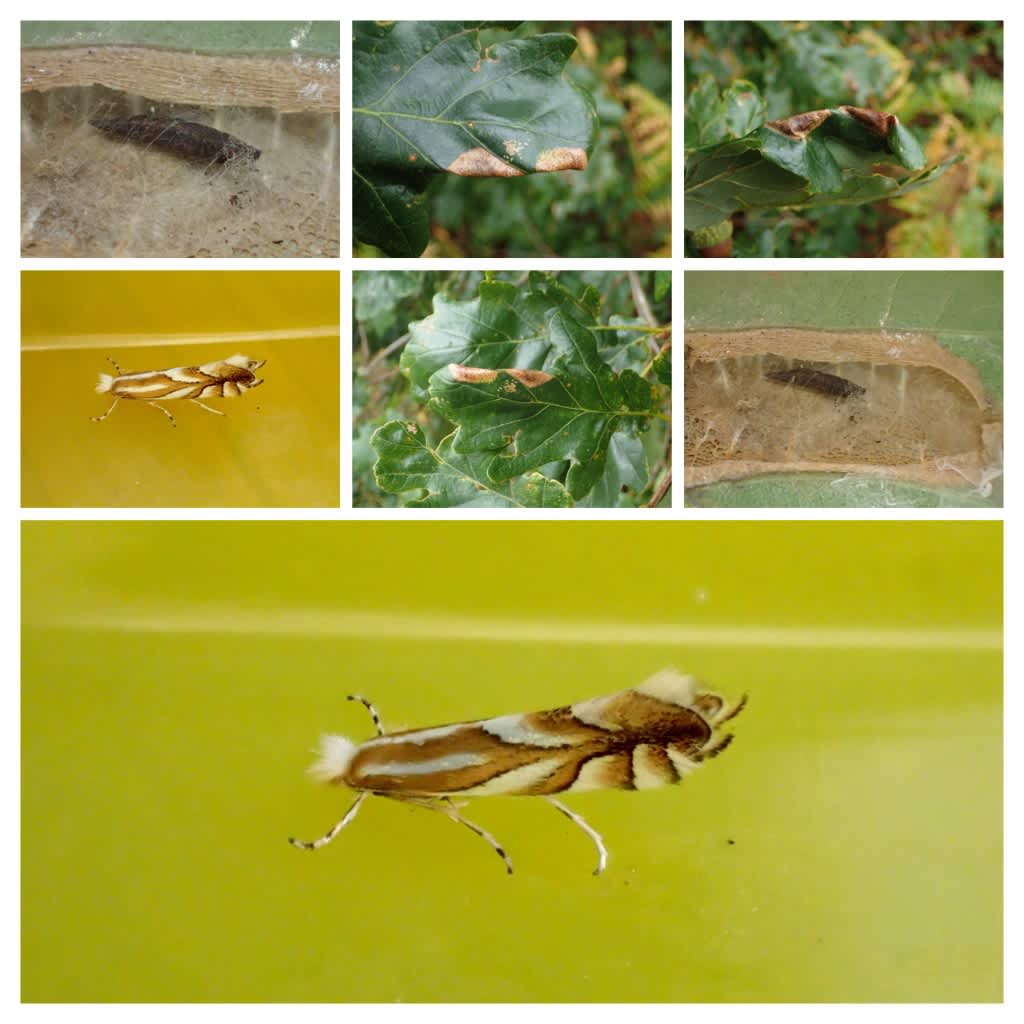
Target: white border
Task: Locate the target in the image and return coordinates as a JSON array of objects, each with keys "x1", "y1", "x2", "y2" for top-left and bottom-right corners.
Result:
[{"x1": 8, "y1": 3, "x2": 1014, "y2": 1018}]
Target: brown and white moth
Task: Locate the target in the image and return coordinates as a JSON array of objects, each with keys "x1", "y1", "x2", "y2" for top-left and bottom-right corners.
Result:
[
  {"x1": 91, "y1": 354, "x2": 265, "y2": 426},
  {"x1": 289, "y1": 670, "x2": 746, "y2": 875}
]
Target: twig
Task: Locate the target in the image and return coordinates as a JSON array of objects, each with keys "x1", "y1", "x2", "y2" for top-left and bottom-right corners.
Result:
[
  {"x1": 645, "y1": 470, "x2": 672, "y2": 509},
  {"x1": 357, "y1": 322, "x2": 370, "y2": 364},
  {"x1": 627, "y1": 271, "x2": 660, "y2": 354},
  {"x1": 364, "y1": 332, "x2": 410, "y2": 371},
  {"x1": 640, "y1": 338, "x2": 671, "y2": 379}
]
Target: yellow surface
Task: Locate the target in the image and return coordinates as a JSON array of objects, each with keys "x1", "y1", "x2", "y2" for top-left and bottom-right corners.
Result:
[
  {"x1": 21, "y1": 271, "x2": 339, "y2": 507},
  {"x1": 22, "y1": 521, "x2": 1002, "y2": 1002}
]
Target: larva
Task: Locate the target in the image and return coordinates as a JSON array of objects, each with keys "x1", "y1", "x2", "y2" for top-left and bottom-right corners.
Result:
[
  {"x1": 90, "y1": 114, "x2": 261, "y2": 164},
  {"x1": 764, "y1": 367, "x2": 866, "y2": 399}
]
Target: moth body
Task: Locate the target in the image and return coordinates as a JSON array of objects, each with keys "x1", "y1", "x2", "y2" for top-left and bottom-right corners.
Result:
[
  {"x1": 292, "y1": 671, "x2": 746, "y2": 875},
  {"x1": 91, "y1": 354, "x2": 265, "y2": 425}
]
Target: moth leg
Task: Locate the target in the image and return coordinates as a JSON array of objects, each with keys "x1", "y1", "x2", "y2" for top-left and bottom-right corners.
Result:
[
  {"x1": 546, "y1": 797, "x2": 608, "y2": 876},
  {"x1": 347, "y1": 694, "x2": 384, "y2": 736},
  {"x1": 392, "y1": 796, "x2": 513, "y2": 874},
  {"x1": 145, "y1": 401, "x2": 176, "y2": 426},
  {"x1": 189, "y1": 398, "x2": 225, "y2": 416},
  {"x1": 288, "y1": 791, "x2": 368, "y2": 851},
  {"x1": 438, "y1": 798, "x2": 514, "y2": 875},
  {"x1": 91, "y1": 397, "x2": 120, "y2": 423}
]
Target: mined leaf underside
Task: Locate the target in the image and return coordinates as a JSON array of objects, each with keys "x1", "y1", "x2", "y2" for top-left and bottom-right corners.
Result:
[{"x1": 354, "y1": 21, "x2": 597, "y2": 255}]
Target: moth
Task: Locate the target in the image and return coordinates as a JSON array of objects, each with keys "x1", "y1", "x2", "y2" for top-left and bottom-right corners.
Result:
[
  {"x1": 289, "y1": 670, "x2": 746, "y2": 876},
  {"x1": 90, "y1": 114, "x2": 261, "y2": 164},
  {"x1": 91, "y1": 354, "x2": 265, "y2": 426},
  {"x1": 764, "y1": 366, "x2": 866, "y2": 399}
]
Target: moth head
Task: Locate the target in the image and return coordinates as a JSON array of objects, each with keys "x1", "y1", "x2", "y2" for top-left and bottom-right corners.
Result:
[{"x1": 225, "y1": 354, "x2": 266, "y2": 372}]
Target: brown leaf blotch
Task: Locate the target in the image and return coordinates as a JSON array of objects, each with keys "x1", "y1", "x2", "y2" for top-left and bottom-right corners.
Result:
[
  {"x1": 448, "y1": 364, "x2": 498, "y2": 383},
  {"x1": 505, "y1": 368, "x2": 554, "y2": 388},
  {"x1": 535, "y1": 147, "x2": 588, "y2": 172},
  {"x1": 840, "y1": 105, "x2": 895, "y2": 136},
  {"x1": 447, "y1": 148, "x2": 524, "y2": 177},
  {"x1": 766, "y1": 109, "x2": 831, "y2": 139}
]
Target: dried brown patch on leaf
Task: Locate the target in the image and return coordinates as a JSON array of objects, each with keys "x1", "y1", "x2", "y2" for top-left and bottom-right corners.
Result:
[
  {"x1": 448, "y1": 364, "x2": 498, "y2": 383},
  {"x1": 447, "y1": 147, "x2": 524, "y2": 177},
  {"x1": 447, "y1": 365, "x2": 554, "y2": 389},
  {"x1": 766, "y1": 109, "x2": 831, "y2": 139},
  {"x1": 505, "y1": 369, "x2": 554, "y2": 388},
  {"x1": 535, "y1": 147, "x2": 588, "y2": 172},
  {"x1": 840, "y1": 106, "x2": 895, "y2": 137}
]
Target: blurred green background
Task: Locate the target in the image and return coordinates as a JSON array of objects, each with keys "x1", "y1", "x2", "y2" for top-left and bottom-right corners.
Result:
[
  {"x1": 21, "y1": 271, "x2": 339, "y2": 507},
  {"x1": 685, "y1": 21, "x2": 1003, "y2": 257},
  {"x1": 356, "y1": 22, "x2": 671, "y2": 258},
  {"x1": 23, "y1": 521, "x2": 1001, "y2": 1001}
]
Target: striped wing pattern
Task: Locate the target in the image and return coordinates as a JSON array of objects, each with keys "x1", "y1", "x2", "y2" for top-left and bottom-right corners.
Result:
[
  {"x1": 111, "y1": 360, "x2": 262, "y2": 401},
  {"x1": 344, "y1": 671, "x2": 745, "y2": 798}
]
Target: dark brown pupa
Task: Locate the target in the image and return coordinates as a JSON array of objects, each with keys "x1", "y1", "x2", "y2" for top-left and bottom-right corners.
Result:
[
  {"x1": 90, "y1": 114, "x2": 261, "y2": 163},
  {"x1": 765, "y1": 367, "x2": 866, "y2": 399}
]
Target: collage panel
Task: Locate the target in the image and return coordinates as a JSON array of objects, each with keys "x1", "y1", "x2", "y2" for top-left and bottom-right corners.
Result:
[
  {"x1": 353, "y1": 270, "x2": 672, "y2": 508},
  {"x1": 684, "y1": 270, "x2": 1003, "y2": 508},
  {"x1": 353, "y1": 21, "x2": 670, "y2": 258},
  {"x1": 684, "y1": 21, "x2": 1003, "y2": 258},
  {"x1": 21, "y1": 21, "x2": 340, "y2": 258},
  {"x1": 22, "y1": 520, "x2": 1001, "y2": 1001},
  {"x1": 21, "y1": 270, "x2": 340, "y2": 508}
]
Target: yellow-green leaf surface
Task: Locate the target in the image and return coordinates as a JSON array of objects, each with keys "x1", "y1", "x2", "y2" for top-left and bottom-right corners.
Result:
[
  {"x1": 354, "y1": 22, "x2": 597, "y2": 256},
  {"x1": 21, "y1": 271, "x2": 339, "y2": 507},
  {"x1": 22, "y1": 520, "x2": 1002, "y2": 1001}
]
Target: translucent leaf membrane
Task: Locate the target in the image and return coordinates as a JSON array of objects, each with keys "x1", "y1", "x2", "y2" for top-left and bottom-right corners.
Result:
[
  {"x1": 21, "y1": 84, "x2": 339, "y2": 257},
  {"x1": 684, "y1": 329, "x2": 1002, "y2": 495}
]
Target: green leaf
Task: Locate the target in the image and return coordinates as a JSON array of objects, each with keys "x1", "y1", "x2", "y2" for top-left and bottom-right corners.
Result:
[
  {"x1": 354, "y1": 21, "x2": 597, "y2": 256},
  {"x1": 429, "y1": 308, "x2": 658, "y2": 500},
  {"x1": 576, "y1": 432, "x2": 648, "y2": 508},
  {"x1": 724, "y1": 80, "x2": 765, "y2": 139},
  {"x1": 654, "y1": 271, "x2": 671, "y2": 302},
  {"x1": 651, "y1": 345, "x2": 671, "y2": 386},
  {"x1": 400, "y1": 275, "x2": 600, "y2": 394},
  {"x1": 684, "y1": 82, "x2": 954, "y2": 230},
  {"x1": 371, "y1": 421, "x2": 573, "y2": 507},
  {"x1": 353, "y1": 168, "x2": 431, "y2": 259}
]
